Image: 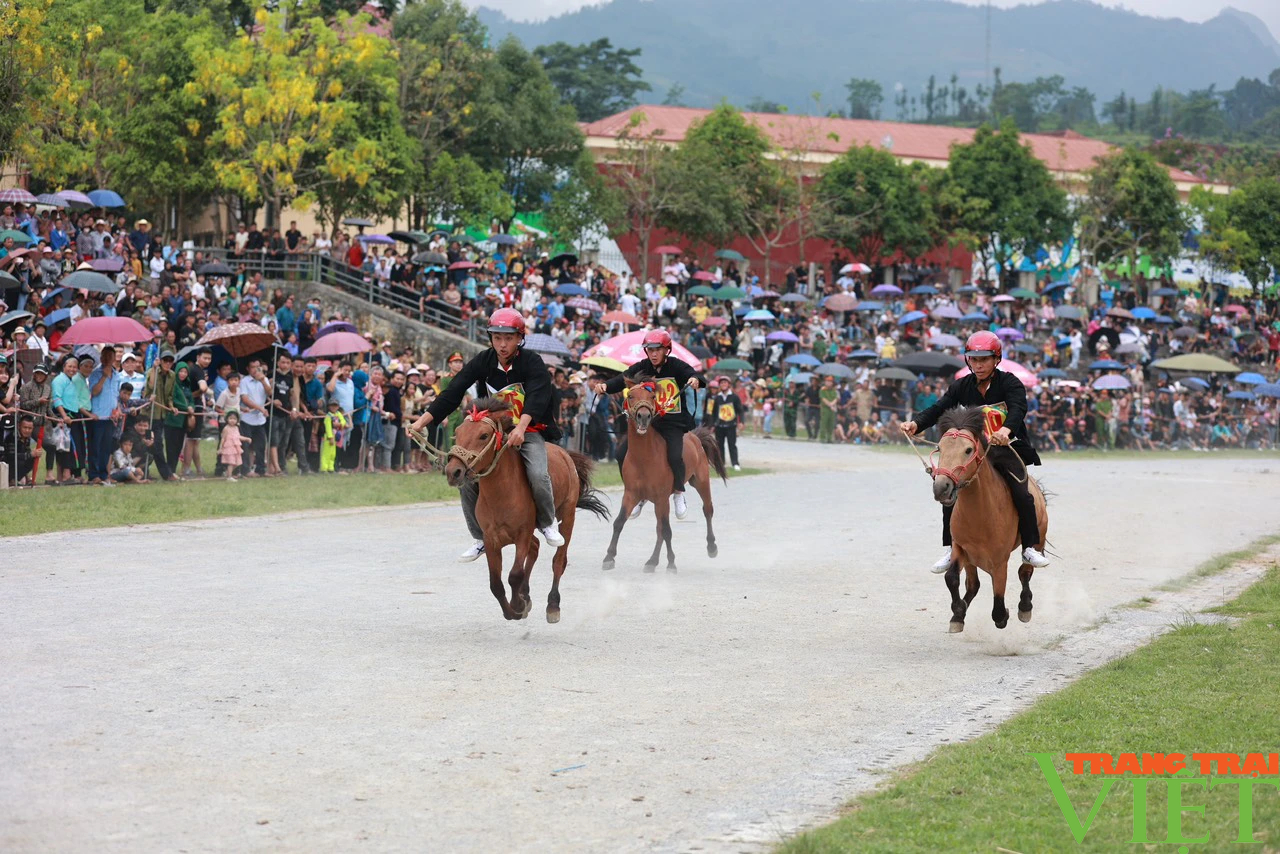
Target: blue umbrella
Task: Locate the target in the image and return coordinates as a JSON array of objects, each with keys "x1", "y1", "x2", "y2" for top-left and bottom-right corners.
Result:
[
  {"x1": 489, "y1": 234, "x2": 520, "y2": 245},
  {"x1": 1131, "y1": 307, "x2": 1157, "y2": 320},
  {"x1": 909, "y1": 284, "x2": 938, "y2": 295},
  {"x1": 1089, "y1": 359, "x2": 1125, "y2": 370},
  {"x1": 87, "y1": 188, "x2": 125, "y2": 208},
  {"x1": 961, "y1": 311, "x2": 989, "y2": 322},
  {"x1": 766, "y1": 330, "x2": 798, "y2": 342},
  {"x1": 44, "y1": 307, "x2": 73, "y2": 325},
  {"x1": 871, "y1": 284, "x2": 903, "y2": 296},
  {"x1": 1038, "y1": 368, "x2": 1068, "y2": 379},
  {"x1": 1227, "y1": 390, "x2": 1257, "y2": 401},
  {"x1": 554, "y1": 283, "x2": 588, "y2": 297},
  {"x1": 1235, "y1": 372, "x2": 1266, "y2": 385},
  {"x1": 787, "y1": 372, "x2": 814, "y2": 384},
  {"x1": 854, "y1": 301, "x2": 883, "y2": 312},
  {"x1": 784, "y1": 353, "x2": 821, "y2": 366},
  {"x1": 847, "y1": 349, "x2": 879, "y2": 359},
  {"x1": 956, "y1": 285, "x2": 980, "y2": 293},
  {"x1": 743, "y1": 309, "x2": 775, "y2": 321},
  {"x1": 779, "y1": 293, "x2": 809, "y2": 303},
  {"x1": 1041, "y1": 280, "x2": 1069, "y2": 293},
  {"x1": 1181, "y1": 377, "x2": 1211, "y2": 390},
  {"x1": 41, "y1": 287, "x2": 70, "y2": 306},
  {"x1": 1254, "y1": 383, "x2": 1280, "y2": 399},
  {"x1": 1152, "y1": 287, "x2": 1179, "y2": 297},
  {"x1": 897, "y1": 310, "x2": 928, "y2": 325},
  {"x1": 1155, "y1": 315, "x2": 1174, "y2": 324},
  {"x1": 1013, "y1": 342, "x2": 1040, "y2": 355},
  {"x1": 733, "y1": 305, "x2": 751, "y2": 316}
]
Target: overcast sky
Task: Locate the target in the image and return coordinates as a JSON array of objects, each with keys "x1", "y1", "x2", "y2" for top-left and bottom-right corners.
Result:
[{"x1": 468, "y1": 0, "x2": 1280, "y2": 44}]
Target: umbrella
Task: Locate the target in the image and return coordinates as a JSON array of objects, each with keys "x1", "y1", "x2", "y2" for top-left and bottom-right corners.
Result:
[
  {"x1": 992, "y1": 294, "x2": 1016, "y2": 303},
  {"x1": 787, "y1": 372, "x2": 814, "y2": 384},
  {"x1": 0, "y1": 269, "x2": 19, "y2": 288},
  {"x1": 315, "y1": 320, "x2": 358, "y2": 339},
  {"x1": 846, "y1": 349, "x2": 879, "y2": 360},
  {"x1": 0, "y1": 188, "x2": 38, "y2": 204},
  {"x1": 1012, "y1": 342, "x2": 1040, "y2": 355},
  {"x1": 197, "y1": 322, "x2": 280, "y2": 357},
  {"x1": 1131, "y1": 307, "x2": 1157, "y2": 320},
  {"x1": 1152, "y1": 287, "x2": 1179, "y2": 297},
  {"x1": 489, "y1": 234, "x2": 520, "y2": 246},
  {"x1": 524, "y1": 333, "x2": 572, "y2": 356},
  {"x1": 871, "y1": 284, "x2": 903, "y2": 296},
  {"x1": 1009, "y1": 288, "x2": 1038, "y2": 299},
  {"x1": 174, "y1": 344, "x2": 216, "y2": 364},
  {"x1": 302, "y1": 331, "x2": 373, "y2": 358},
  {"x1": 197, "y1": 261, "x2": 235, "y2": 276},
  {"x1": 1088, "y1": 327, "x2": 1121, "y2": 354},
  {"x1": 1089, "y1": 359, "x2": 1125, "y2": 370},
  {"x1": 554, "y1": 283, "x2": 588, "y2": 297},
  {"x1": 932, "y1": 306, "x2": 964, "y2": 320},
  {"x1": 961, "y1": 311, "x2": 990, "y2": 322},
  {"x1": 448, "y1": 260, "x2": 478, "y2": 271},
  {"x1": 582, "y1": 330, "x2": 702, "y2": 370},
  {"x1": 56, "y1": 190, "x2": 94, "y2": 208},
  {"x1": 785, "y1": 353, "x2": 821, "y2": 366},
  {"x1": 389, "y1": 230, "x2": 431, "y2": 244},
  {"x1": 602, "y1": 311, "x2": 644, "y2": 326},
  {"x1": 60, "y1": 270, "x2": 119, "y2": 293},
  {"x1": 548, "y1": 253, "x2": 578, "y2": 268},
  {"x1": 539, "y1": 352, "x2": 565, "y2": 367},
  {"x1": 43, "y1": 307, "x2": 73, "y2": 326},
  {"x1": 1092, "y1": 375, "x2": 1131, "y2": 390},
  {"x1": 1235, "y1": 372, "x2": 1267, "y2": 385},
  {"x1": 90, "y1": 257, "x2": 123, "y2": 273},
  {"x1": 1041, "y1": 280, "x2": 1069, "y2": 293},
  {"x1": 892, "y1": 351, "x2": 964, "y2": 374},
  {"x1": 1255, "y1": 383, "x2": 1280, "y2": 399},
  {"x1": 1038, "y1": 368, "x2": 1068, "y2": 379},
  {"x1": 715, "y1": 249, "x2": 746, "y2": 261},
  {"x1": 743, "y1": 309, "x2": 775, "y2": 322},
  {"x1": 87, "y1": 189, "x2": 125, "y2": 208},
  {"x1": 766, "y1": 330, "x2": 799, "y2": 343},
  {"x1": 995, "y1": 326, "x2": 1024, "y2": 340},
  {"x1": 1227, "y1": 390, "x2": 1256, "y2": 401},
  {"x1": 41, "y1": 287, "x2": 69, "y2": 306},
  {"x1": 0, "y1": 247, "x2": 32, "y2": 268},
  {"x1": 1172, "y1": 326, "x2": 1199, "y2": 339},
  {"x1": 358, "y1": 234, "x2": 396, "y2": 245},
  {"x1": 780, "y1": 293, "x2": 810, "y2": 303},
  {"x1": 566, "y1": 297, "x2": 604, "y2": 313},
  {"x1": 581, "y1": 356, "x2": 628, "y2": 374},
  {"x1": 56, "y1": 316, "x2": 152, "y2": 346},
  {"x1": 929, "y1": 333, "x2": 963, "y2": 349},
  {"x1": 341, "y1": 217, "x2": 374, "y2": 227},
  {"x1": 1151, "y1": 353, "x2": 1239, "y2": 373},
  {"x1": 1155, "y1": 315, "x2": 1174, "y2": 324},
  {"x1": 1053, "y1": 305, "x2": 1082, "y2": 320},
  {"x1": 686, "y1": 345, "x2": 713, "y2": 360},
  {"x1": 897, "y1": 310, "x2": 928, "y2": 325},
  {"x1": 412, "y1": 251, "x2": 449, "y2": 266},
  {"x1": 1114, "y1": 342, "x2": 1143, "y2": 355},
  {"x1": 713, "y1": 358, "x2": 754, "y2": 372},
  {"x1": 692, "y1": 270, "x2": 717, "y2": 282},
  {"x1": 956, "y1": 359, "x2": 1038, "y2": 389},
  {"x1": 35, "y1": 193, "x2": 67, "y2": 208},
  {"x1": 0, "y1": 309, "x2": 34, "y2": 327},
  {"x1": 823, "y1": 294, "x2": 859, "y2": 311},
  {"x1": 753, "y1": 289, "x2": 781, "y2": 299},
  {"x1": 711, "y1": 286, "x2": 746, "y2": 301},
  {"x1": 687, "y1": 284, "x2": 716, "y2": 297},
  {"x1": 0, "y1": 229, "x2": 32, "y2": 244},
  {"x1": 653, "y1": 245, "x2": 683, "y2": 255},
  {"x1": 909, "y1": 284, "x2": 938, "y2": 296},
  {"x1": 1107, "y1": 307, "x2": 1135, "y2": 320},
  {"x1": 1180, "y1": 377, "x2": 1211, "y2": 390},
  {"x1": 874, "y1": 366, "x2": 917, "y2": 382},
  {"x1": 817, "y1": 362, "x2": 856, "y2": 379},
  {"x1": 1225, "y1": 304, "x2": 1250, "y2": 315},
  {"x1": 956, "y1": 285, "x2": 980, "y2": 294},
  {"x1": 840, "y1": 262, "x2": 872, "y2": 274},
  {"x1": 701, "y1": 317, "x2": 729, "y2": 327}
]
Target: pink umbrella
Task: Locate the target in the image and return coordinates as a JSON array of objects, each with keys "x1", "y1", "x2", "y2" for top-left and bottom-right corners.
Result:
[
  {"x1": 56, "y1": 190, "x2": 94, "y2": 208},
  {"x1": 302, "y1": 331, "x2": 374, "y2": 358},
  {"x1": 1225, "y1": 304, "x2": 1249, "y2": 314},
  {"x1": 448, "y1": 261, "x2": 478, "y2": 270},
  {"x1": 955, "y1": 359, "x2": 1038, "y2": 389},
  {"x1": 692, "y1": 270, "x2": 716, "y2": 282},
  {"x1": 57, "y1": 316, "x2": 152, "y2": 346},
  {"x1": 602, "y1": 311, "x2": 644, "y2": 325},
  {"x1": 701, "y1": 316, "x2": 729, "y2": 327},
  {"x1": 653, "y1": 244, "x2": 683, "y2": 255},
  {"x1": 581, "y1": 330, "x2": 703, "y2": 370},
  {"x1": 0, "y1": 188, "x2": 38, "y2": 205},
  {"x1": 992, "y1": 294, "x2": 1016, "y2": 303}
]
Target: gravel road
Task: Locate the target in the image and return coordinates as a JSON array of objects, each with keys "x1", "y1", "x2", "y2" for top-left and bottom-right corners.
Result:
[{"x1": 3, "y1": 441, "x2": 1278, "y2": 853}]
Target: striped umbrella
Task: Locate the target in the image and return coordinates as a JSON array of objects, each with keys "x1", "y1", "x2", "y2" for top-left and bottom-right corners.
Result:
[
  {"x1": 56, "y1": 190, "x2": 94, "y2": 208},
  {"x1": 35, "y1": 193, "x2": 68, "y2": 208},
  {"x1": 566, "y1": 297, "x2": 604, "y2": 313},
  {"x1": 197, "y1": 322, "x2": 279, "y2": 357},
  {"x1": 0, "y1": 188, "x2": 38, "y2": 204}
]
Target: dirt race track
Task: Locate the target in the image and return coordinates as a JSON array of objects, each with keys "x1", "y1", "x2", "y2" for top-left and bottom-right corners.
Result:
[{"x1": 3, "y1": 440, "x2": 1278, "y2": 853}]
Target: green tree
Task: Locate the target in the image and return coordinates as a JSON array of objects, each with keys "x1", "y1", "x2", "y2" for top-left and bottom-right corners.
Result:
[
  {"x1": 814, "y1": 145, "x2": 934, "y2": 263},
  {"x1": 417, "y1": 151, "x2": 512, "y2": 231},
  {"x1": 845, "y1": 78, "x2": 883, "y2": 120},
  {"x1": 533, "y1": 38, "x2": 651, "y2": 123},
  {"x1": 1226, "y1": 179, "x2": 1280, "y2": 290},
  {"x1": 0, "y1": 0, "x2": 53, "y2": 164},
  {"x1": 1190, "y1": 185, "x2": 1260, "y2": 287},
  {"x1": 544, "y1": 150, "x2": 623, "y2": 252},
  {"x1": 946, "y1": 119, "x2": 1070, "y2": 284},
  {"x1": 745, "y1": 97, "x2": 787, "y2": 114},
  {"x1": 1078, "y1": 147, "x2": 1185, "y2": 297}
]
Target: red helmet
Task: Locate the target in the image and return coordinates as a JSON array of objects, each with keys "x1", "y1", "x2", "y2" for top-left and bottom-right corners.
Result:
[
  {"x1": 964, "y1": 330, "x2": 1003, "y2": 361},
  {"x1": 486, "y1": 308, "x2": 526, "y2": 336},
  {"x1": 642, "y1": 329, "x2": 672, "y2": 350}
]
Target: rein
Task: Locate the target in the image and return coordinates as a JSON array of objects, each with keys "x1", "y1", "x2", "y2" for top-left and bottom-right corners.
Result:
[
  {"x1": 407, "y1": 407, "x2": 512, "y2": 479},
  {"x1": 911, "y1": 427, "x2": 1029, "y2": 486}
]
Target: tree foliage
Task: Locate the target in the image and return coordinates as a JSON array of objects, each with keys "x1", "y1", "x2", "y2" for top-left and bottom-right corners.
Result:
[
  {"x1": 534, "y1": 38, "x2": 651, "y2": 123},
  {"x1": 844, "y1": 78, "x2": 883, "y2": 120},
  {"x1": 814, "y1": 145, "x2": 934, "y2": 262}
]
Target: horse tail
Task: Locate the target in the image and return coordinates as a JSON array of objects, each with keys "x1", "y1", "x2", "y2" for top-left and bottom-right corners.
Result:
[
  {"x1": 569, "y1": 450, "x2": 611, "y2": 520},
  {"x1": 694, "y1": 426, "x2": 728, "y2": 484}
]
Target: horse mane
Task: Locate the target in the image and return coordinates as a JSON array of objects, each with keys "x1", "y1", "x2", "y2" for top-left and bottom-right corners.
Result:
[
  {"x1": 469, "y1": 397, "x2": 515, "y2": 429},
  {"x1": 937, "y1": 406, "x2": 989, "y2": 447}
]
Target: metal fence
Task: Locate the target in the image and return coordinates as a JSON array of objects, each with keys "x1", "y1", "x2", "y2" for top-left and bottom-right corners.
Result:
[{"x1": 199, "y1": 248, "x2": 479, "y2": 341}]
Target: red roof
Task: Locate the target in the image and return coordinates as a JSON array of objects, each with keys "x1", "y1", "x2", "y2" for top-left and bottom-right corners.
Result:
[{"x1": 581, "y1": 106, "x2": 1201, "y2": 183}]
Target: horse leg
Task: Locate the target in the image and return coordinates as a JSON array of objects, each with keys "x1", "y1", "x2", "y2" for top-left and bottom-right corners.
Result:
[
  {"x1": 662, "y1": 511, "x2": 676, "y2": 572},
  {"x1": 693, "y1": 469, "x2": 717, "y2": 558},
  {"x1": 1017, "y1": 562, "x2": 1034, "y2": 622},
  {"x1": 602, "y1": 492, "x2": 636, "y2": 571},
  {"x1": 548, "y1": 509, "x2": 574, "y2": 624},
  {"x1": 508, "y1": 537, "x2": 534, "y2": 620},
  {"x1": 991, "y1": 561, "x2": 1010, "y2": 629},
  {"x1": 485, "y1": 541, "x2": 517, "y2": 621},
  {"x1": 963, "y1": 563, "x2": 981, "y2": 606},
  {"x1": 944, "y1": 558, "x2": 967, "y2": 633},
  {"x1": 645, "y1": 501, "x2": 666, "y2": 572}
]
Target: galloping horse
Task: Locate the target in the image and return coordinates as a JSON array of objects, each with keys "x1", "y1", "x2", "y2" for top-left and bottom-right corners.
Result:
[
  {"x1": 601, "y1": 380, "x2": 726, "y2": 572},
  {"x1": 930, "y1": 406, "x2": 1049, "y2": 632},
  {"x1": 442, "y1": 399, "x2": 609, "y2": 622}
]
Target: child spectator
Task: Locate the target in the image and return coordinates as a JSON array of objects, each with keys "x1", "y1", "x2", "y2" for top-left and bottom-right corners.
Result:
[
  {"x1": 321, "y1": 399, "x2": 348, "y2": 473},
  {"x1": 218, "y1": 410, "x2": 249, "y2": 481},
  {"x1": 108, "y1": 435, "x2": 145, "y2": 484}
]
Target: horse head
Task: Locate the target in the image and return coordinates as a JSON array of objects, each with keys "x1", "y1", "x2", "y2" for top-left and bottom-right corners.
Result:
[
  {"x1": 931, "y1": 406, "x2": 989, "y2": 506},
  {"x1": 444, "y1": 398, "x2": 513, "y2": 486},
  {"x1": 624, "y1": 377, "x2": 658, "y2": 434}
]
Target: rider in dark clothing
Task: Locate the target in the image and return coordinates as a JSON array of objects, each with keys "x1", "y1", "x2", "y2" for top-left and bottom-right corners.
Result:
[{"x1": 707, "y1": 376, "x2": 743, "y2": 468}]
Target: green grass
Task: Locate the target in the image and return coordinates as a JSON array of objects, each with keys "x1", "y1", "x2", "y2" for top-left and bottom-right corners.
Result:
[
  {"x1": 862, "y1": 443, "x2": 1280, "y2": 461},
  {"x1": 0, "y1": 452, "x2": 764, "y2": 538},
  {"x1": 1157, "y1": 532, "x2": 1280, "y2": 592},
  {"x1": 779, "y1": 559, "x2": 1280, "y2": 854}
]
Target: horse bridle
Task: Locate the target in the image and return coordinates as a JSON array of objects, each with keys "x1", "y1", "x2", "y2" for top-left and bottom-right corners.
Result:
[
  {"x1": 929, "y1": 429, "x2": 987, "y2": 488},
  {"x1": 448, "y1": 412, "x2": 510, "y2": 479}
]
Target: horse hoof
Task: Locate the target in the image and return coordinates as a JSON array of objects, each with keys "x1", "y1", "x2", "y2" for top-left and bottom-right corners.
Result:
[
  {"x1": 547, "y1": 609, "x2": 560, "y2": 624},
  {"x1": 602, "y1": 559, "x2": 615, "y2": 571},
  {"x1": 995, "y1": 619, "x2": 1008, "y2": 630},
  {"x1": 707, "y1": 545, "x2": 718, "y2": 558},
  {"x1": 1018, "y1": 609, "x2": 1033, "y2": 623},
  {"x1": 948, "y1": 621, "x2": 965, "y2": 634},
  {"x1": 643, "y1": 564, "x2": 657, "y2": 573},
  {"x1": 666, "y1": 565, "x2": 677, "y2": 573}
]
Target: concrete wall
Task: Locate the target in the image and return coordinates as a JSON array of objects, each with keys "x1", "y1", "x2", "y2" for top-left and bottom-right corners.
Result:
[{"x1": 276, "y1": 279, "x2": 484, "y2": 368}]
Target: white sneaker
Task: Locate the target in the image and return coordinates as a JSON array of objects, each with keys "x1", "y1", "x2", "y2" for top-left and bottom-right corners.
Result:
[
  {"x1": 732, "y1": 464, "x2": 741, "y2": 471},
  {"x1": 538, "y1": 524, "x2": 566, "y2": 547},
  {"x1": 458, "y1": 540, "x2": 486, "y2": 563},
  {"x1": 931, "y1": 551, "x2": 954, "y2": 574},
  {"x1": 1022, "y1": 547, "x2": 1050, "y2": 568},
  {"x1": 673, "y1": 493, "x2": 688, "y2": 520},
  {"x1": 629, "y1": 500, "x2": 645, "y2": 520}
]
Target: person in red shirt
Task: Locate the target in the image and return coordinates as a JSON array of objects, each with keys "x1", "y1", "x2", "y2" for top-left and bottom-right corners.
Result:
[{"x1": 346, "y1": 238, "x2": 364, "y2": 270}]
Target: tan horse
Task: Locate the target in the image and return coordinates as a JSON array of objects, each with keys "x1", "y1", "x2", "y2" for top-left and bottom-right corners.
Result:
[
  {"x1": 931, "y1": 406, "x2": 1049, "y2": 632},
  {"x1": 601, "y1": 380, "x2": 726, "y2": 572},
  {"x1": 442, "y1": 399, "x2": 609, "y2": 622}
]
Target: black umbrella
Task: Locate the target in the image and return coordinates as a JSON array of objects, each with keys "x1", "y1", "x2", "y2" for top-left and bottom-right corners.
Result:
[
  {"x1": 61, "y1": 270, "x2": 119, "y2": 293},
  {"x1": 490, "y1": 234, "x2": 520, "y2": 246},
  {"x1": 412, "y1": 251, "x2": 448, "y2": 266},
  {"x1": 197, "y1": 261, "x2": 234, "y2": 276},
  {"x1": 175, "y1": 343, "x2": 211, "y2": 364},
  {"x1": 0, "y1": 309, "x2": 34, "y2": 327},
  {"x1": 0, "y1": 270, "x2": 23, "y2": 288},
  {"x1": 342, "y1": 217, "x2": 374, "y2": 227},
  {"x1": 1087, "y1": 327, "x2": 1120, "y2": 355},
  {"x1": 1054, "y1": 305, "x2": 1083, "y2": 320},
  {"x1": 891, "y1": 351, "x2": 964, "y2": 374},
  {"x1": 549, "y1": 253, "x2": 578, "y2": 268},
  {"x1": 389, "y1": 230, "x2": 429, "y2": 245},
  {"x1": 686, "y1": 345, "x2": 713, "y2": 360}
]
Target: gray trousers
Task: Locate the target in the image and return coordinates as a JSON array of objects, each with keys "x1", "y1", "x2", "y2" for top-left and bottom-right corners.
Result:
[
  {"x1": 377, "y1": 423, "x2": 398, "y2": 470},
  {"x1": 460, "y1": 431, "x2": 556, "y2": 539}
]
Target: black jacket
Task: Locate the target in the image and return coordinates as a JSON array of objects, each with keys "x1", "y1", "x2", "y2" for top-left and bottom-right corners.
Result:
[
  {"x1": 914, "y1": 369, "x2": 1041, "y2": 466},
  {"x1": 427, "y1": 347, "x2": 561, "y2": 442},
  {"x1": 708, "y1": 391, "x2": 744, "y2": 427},
  {"x1": 603, "y1": 356, "x2": 704, "y2": 429}
]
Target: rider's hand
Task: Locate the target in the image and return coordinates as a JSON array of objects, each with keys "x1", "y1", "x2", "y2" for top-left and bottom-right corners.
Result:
[
  {"x1": 411, "y1": 412, "x2": 433, "y2": 432},
  {"x1": 508, "y1": 425, "x2": 526, "y2": 448},
  {"x1": 687, "y1": 378, "x2": 700, "y2": 390},
  {"x1": 901, "y1": 420, "x2": 918, "y2": 437},
  {"x1": 591, "y1": 381, "x2": 608, "y2": 394},
  {"x1": 990, "y1": 426, "x2": 1012, "y2": 446}
]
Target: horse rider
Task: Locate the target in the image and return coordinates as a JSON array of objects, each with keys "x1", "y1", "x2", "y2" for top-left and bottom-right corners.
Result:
[
  {"x1": 900, "y1": 330, "x2": 1049, "y2": 573},
  {"x1": 409, "y1": 308, "x2": 564, "y2": 562},
  {"x1": 591, "y1": 329, "x2": 704, "y2": 520}
]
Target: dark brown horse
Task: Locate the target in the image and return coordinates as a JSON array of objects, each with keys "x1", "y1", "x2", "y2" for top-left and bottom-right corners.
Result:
[
  {"x1": 931, "y1": 406, "x2": 1049, "y2": 632},
  {"x1": 601, "y1": 380, "x2": 726, "y2": 572},
  {"x1": 443, "y1": 399, "x2": 609, "y2": 622}
]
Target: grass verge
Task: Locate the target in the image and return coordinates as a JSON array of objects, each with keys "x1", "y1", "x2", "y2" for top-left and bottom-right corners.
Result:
[
  {"x1": 779, "y1": 558, "x2": 1280, "y2": 854},
  {"x1": 1158, "y1": 532, "x2": 1280, "y2": 592},
  {"x1": 863, "y1": 444, "x2": 1280, "y2": 461},
  {"x1": 0, "y1": 460, "x2": 764, "y2": 538}
]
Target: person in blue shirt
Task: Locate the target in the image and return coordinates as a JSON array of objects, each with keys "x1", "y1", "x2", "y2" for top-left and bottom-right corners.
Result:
[
  {"x1": 275, "y1": 295, "x2": 297, "y2": 337},
  {"x1": 87, "y1": 347, "x2": 125, "y2": 484},
  {"x1": 50, "y1": 221, "x2": 69, "y2": 251},
  {"x1": 349, "y1": 366, "x2": 370, "y2": 470}
]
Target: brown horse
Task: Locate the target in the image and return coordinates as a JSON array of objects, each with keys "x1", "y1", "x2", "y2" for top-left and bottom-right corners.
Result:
[
  {"x1": 442, "y1": 399, "x2": 609, "y2": 622},
  {"x1": 601, "y1": 380, "x2": 726, "y2": 572},
  {"x1": 931, "y1": 406, "x2": 1049, "y2": 632}
]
